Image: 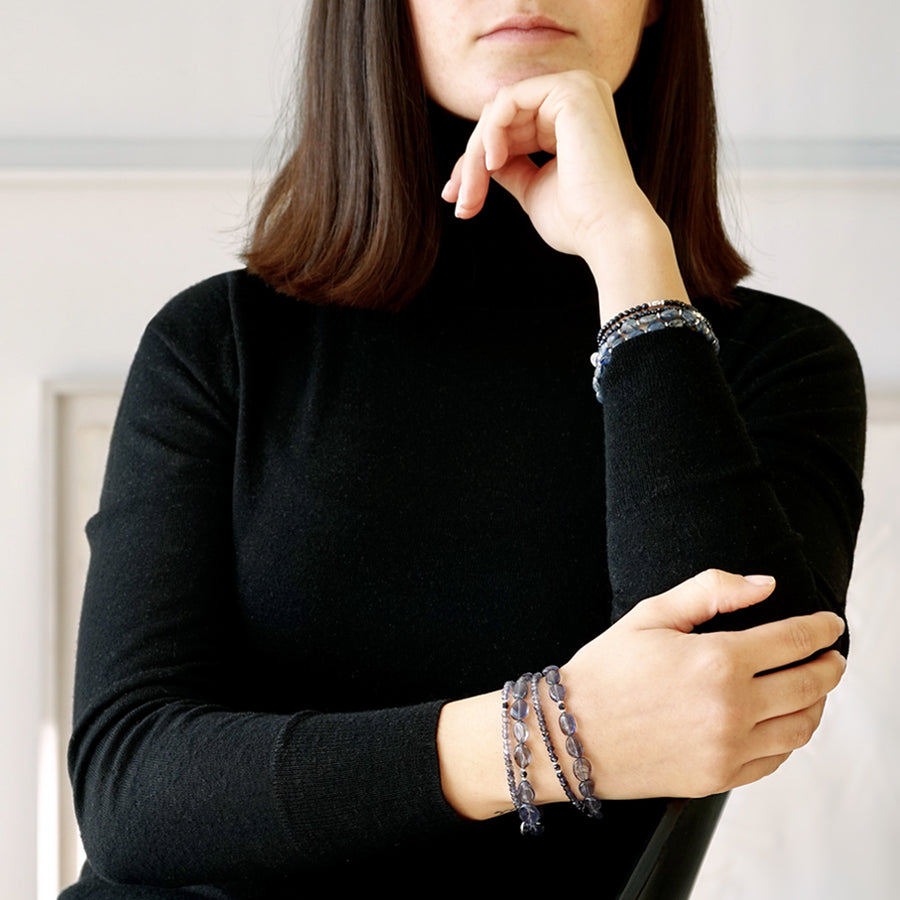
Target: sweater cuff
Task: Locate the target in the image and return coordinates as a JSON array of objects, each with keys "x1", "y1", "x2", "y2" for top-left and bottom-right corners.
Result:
[{"x1": 272, "y1": 700, "x2": 461, "y2": 866}]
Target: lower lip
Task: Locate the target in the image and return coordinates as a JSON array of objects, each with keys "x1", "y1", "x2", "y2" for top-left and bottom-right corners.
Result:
[{"x1": 481, "y1": 27, "x2": 572, "y2": 43}]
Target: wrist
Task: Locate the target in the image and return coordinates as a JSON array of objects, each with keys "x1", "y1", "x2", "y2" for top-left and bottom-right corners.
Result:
[
  {"x1": 581, "y1": 209, "x2": 691, "y2": 320},
  {"x1": 435, "y1": 676, "x2": 586, "y2": 822},
  {"x1": 437, "y1": 691, "x2": 512, "y2": 821}
]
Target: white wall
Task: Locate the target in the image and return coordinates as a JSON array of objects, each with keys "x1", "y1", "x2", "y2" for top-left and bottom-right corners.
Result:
[{"x1": 2, "y1": 2, "x2": 898, "y2": 897}]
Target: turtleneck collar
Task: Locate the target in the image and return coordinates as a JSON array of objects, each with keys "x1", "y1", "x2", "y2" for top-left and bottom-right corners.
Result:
[{"x1": 414, "y1": 102, "x2": 599, "y2": 319}]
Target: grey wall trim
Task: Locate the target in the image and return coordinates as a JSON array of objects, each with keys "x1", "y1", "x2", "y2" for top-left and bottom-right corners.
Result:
[
  {"x1": 723, "y1": 138, "x2": 900, "y2": 171},
  {"x1": 1, "y1": 137, "x2": 898, "y2": 172},
  {"x1": 0, "y1": 138, "x2": 268, "y2": 171}
]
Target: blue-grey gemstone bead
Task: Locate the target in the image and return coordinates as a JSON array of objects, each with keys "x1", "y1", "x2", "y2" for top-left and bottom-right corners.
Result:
[
  {"x1": 516, "y1": 780, "x2": 535, "y2": 804},
  {"x1": 543, "y1": 666, "x2": 561, "y2": 685},
  {"x1": 513, "y1": 675, "x2": 530, "y2": 699},
  {"x1": 559, "y1": 712, "x2": 576, "y2": 735},
  {"x1": 582, "y1": 796, "x2": 604, "y2": 819},
  {"x1": 578, "y1": 779, "x2": 595, "y2": 799},
  {"x1": 514, "y1": 743, "x2": 532, "y2": 769},
  {"x1": 548, "y1": 682, "x2": 566, "y2": 703},
  {"x1": 513, "y1": 720, "x2": 529, "y2": 743},
  {"x1": 510, "y1": 698, "x2": 529, "y2": 721},
  {"x1": 565, "y1": 734, "x2": 584, "y2": 758},
  {"x1": 517, "y1": 803, "x2": 541, "y2": 825},
  {"x1": 573, "y1": 757, "x2": 592, "y2": 782}
]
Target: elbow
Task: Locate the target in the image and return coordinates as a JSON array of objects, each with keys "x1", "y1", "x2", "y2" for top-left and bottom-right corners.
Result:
[{"x1": 68, "y1": 725, "x2": 184, "y2": 887}]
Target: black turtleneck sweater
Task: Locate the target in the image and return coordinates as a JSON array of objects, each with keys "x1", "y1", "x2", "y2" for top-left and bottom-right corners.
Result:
[{"x1": 63, "y1": 115, "x2": 865, "y2": 898}]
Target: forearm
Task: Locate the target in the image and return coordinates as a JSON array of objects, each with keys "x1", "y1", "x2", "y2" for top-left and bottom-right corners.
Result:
[
  {"x1": 600, "y1": 307, "x2": 864, "y2": 638},
  {"x1": 71, "y1": 673, "x2": 457, "y2": 882}
]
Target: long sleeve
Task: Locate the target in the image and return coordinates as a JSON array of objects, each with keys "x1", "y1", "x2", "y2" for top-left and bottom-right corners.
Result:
[
  {"x1": 66, "y1": 270, "x2": 866, "y2": 895},
  {"x1": 602, "y1": 290, "x2": 865, "y2": 644},
  {"x1": 68, "y1": 277, "x2": 459, "y2": 888}
]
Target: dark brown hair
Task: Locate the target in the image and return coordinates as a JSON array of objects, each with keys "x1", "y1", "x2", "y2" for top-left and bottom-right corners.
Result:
[{"x1": 244, "y1": 0, "x2": 749, "y2": 310}]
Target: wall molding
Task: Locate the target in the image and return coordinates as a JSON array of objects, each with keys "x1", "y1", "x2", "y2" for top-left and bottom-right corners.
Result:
[
  {"x1": 40, "y1": 380, "x2": 123, "y2": 899},
  {"x1": 2, "y1": 136, "x2": 898, "y2": 174}
]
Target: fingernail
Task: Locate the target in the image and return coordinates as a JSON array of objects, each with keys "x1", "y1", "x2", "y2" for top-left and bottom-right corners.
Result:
[
  {"x1": 440, "y1": 180, "x2": 453, "y2": 201},
  {"x1": 743, "y1": 574, "x2": 776, "y2": 586}
]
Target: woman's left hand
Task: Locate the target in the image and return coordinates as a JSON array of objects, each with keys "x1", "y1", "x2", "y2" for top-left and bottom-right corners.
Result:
[{"x1": 441, "y1": 71, "x2": 690, "y2": 316}]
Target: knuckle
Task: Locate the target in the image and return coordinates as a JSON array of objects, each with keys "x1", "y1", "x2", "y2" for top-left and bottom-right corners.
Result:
[
  {"x1": 794, "y1": 668, "x2": 820, "y2": 706},
  {"x1": 695, "y1": 568, "x2": 730, "y2": 598},
  {"x1": 564, "y1": 69, "x2": 593, "y2": 90},
  {"x1": 785, "y1": 618, "x2": 816, "y2": 658},
  {"x1": 491, "y1": 84, "x2": 516, "y2": 107},
  {"x1": 790, "y1": 713, "x2": 817, "y2": 749},
  {"x1": 697, "y1": 641, "x2": 739, "y2": 685}
]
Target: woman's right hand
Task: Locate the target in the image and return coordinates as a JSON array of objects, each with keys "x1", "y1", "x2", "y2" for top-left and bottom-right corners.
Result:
[
  {"x1": 437, "y1": 569, "x2": 846, "y2": 820},
  {"x1": 560, "y1": 569, "x2": 847, "y2": 800},
  {"x1": 440, "y1": 70, "x2": 691, "y2": 320}
]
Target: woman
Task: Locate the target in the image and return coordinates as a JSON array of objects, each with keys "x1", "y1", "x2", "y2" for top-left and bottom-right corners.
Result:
[{"x1": 62, "y1": 1, "x2": 864, "y2": 896}]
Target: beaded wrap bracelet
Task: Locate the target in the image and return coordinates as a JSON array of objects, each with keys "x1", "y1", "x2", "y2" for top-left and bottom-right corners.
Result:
[
  {"x1": 502, "y1": 676, "x2": 543, "y2": 835},
  {"x1": 503, "y1": 666, "x2": 603, "y2": 834},
  {"x1": 590, "y1": 299, "x2": 720, "y2": 403},
  {"x1": 530, "y1": 671, "x2": 580, "y2": 808},
  {"x1": 543, "y1": 665, "x2": 603, "y2": 820}
]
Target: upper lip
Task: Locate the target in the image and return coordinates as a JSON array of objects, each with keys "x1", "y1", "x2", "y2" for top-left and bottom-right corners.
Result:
[{"x1": 482, "y1": 15, "x2": 574, "y2": 36}]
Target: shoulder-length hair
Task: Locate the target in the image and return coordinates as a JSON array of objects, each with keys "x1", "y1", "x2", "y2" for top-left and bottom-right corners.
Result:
[{"x1": 244, "y1": 0, "x2": 749, "y2": 311}]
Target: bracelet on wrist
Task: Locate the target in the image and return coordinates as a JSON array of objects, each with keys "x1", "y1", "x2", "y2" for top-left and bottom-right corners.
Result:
[
  {"x1": 502, "y1": 665, "x2": 602, "y2": 835},
  {"x1": 591, "y1": 299, "x2": 719, "y2": 403}
]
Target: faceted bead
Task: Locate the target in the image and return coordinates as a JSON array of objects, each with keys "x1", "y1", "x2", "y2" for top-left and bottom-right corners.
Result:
[
  {"x1": 514, "y1": 743, "x2": 533, "y2": 769},
  {"x1": 582, "y1": 796, "x2": 604, "y2": 819},
  {"x1": 578, "y1": 779, "x2": 595, "y2": 799},
  {"x1": 559, "y1": 712, "x2": 577, "y2": 735},
  {"x1": 510, "y1": 698, "x2": 529, "y2": 721},
  {"x1": 513, "y1": 720, "x2": 529, "y2": 743},
  {"x1": 548, "y1": 682, "x2": 566, "y2": 703},
  {"x1": 572, "y1": 757, "x2": 592, "y2": 782},
  {"x1": 565, "y1": 734, "x2": 584, "y2": 758},
  {"x1": 513, "y1": 675, "x2": 530, "y2": 699},
  {"x1": 543, "y1": 666, "x2": 561, "y2": 685}
]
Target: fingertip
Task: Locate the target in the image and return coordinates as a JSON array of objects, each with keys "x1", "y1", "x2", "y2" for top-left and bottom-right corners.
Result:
[
  {"x1": 743, "y1": 574, "x2": 776, "y2": 587},
  {"x1": 484, "y1": 145, "x2": 506, "y2": 174}
]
